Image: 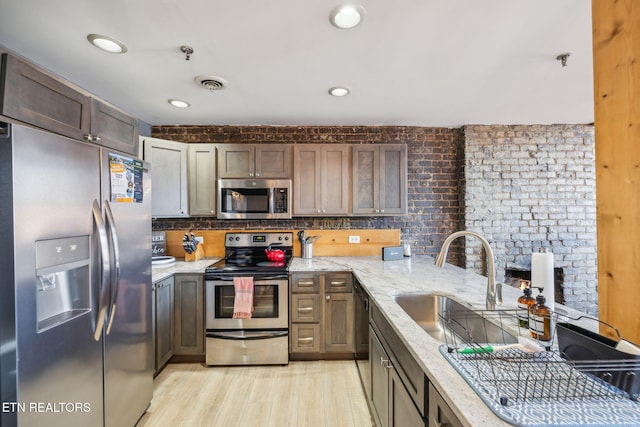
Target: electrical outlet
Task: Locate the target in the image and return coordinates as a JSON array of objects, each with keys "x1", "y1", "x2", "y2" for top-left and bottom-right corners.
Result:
[
  {"x1": 349, "y1": 235, "x2": 360, "y2": 244},
  {"x1": 195, "y1": 236, "x2": 204, "y2": 244}
]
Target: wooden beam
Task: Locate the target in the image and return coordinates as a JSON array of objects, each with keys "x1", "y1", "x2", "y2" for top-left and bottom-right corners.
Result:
[{"x1": 592, "y1": 0, "x2": 640, "y2": 342}]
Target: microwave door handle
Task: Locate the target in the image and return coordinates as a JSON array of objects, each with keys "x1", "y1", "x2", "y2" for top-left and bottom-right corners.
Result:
[{"x1": 268, "y1": 188, "x2": 275, "y2": 213}]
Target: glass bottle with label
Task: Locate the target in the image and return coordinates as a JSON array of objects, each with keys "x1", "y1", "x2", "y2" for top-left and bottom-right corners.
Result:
[
  {"x1": 529, "y1": 288, "x2": 552, "y2": 341},
  {"x1": 517, "y1": 281, "x2": 536, "y2": 328}
]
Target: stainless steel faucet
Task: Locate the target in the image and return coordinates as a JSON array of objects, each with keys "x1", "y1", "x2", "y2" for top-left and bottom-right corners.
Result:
[{"x1": 434, "y1": 230, "x2": 502, "y2": 310}]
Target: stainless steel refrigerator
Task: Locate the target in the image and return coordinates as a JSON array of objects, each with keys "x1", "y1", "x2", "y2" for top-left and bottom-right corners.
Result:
[{"x1": 0, "y1": 122, "x2": 153, "y2": 427}]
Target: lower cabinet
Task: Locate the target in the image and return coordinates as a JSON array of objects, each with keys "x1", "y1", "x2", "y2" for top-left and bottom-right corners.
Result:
[
  {"x1": 369, "y1": 301, "x2": 427, "y2": 427},
  {"x1": 153, "y1": 276, "x2": 174, "y2": 376},
  {"x1": 370, "y1": 327, "x2": 426, "y2": 427},
  {"x1": 428, "y1": 383, "x2": 463, "y2": 427},
  {"x1": 289, "y1": 272, "x2": 354, "y2": 358},
  {"x1": 173, "y1": 274, "x2": 205, "y2": 356}
]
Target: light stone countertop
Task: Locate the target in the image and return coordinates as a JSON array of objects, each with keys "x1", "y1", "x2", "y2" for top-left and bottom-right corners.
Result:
[
  {"x1": 290, "y1": 255, "x2": 588, "y2": 427},
  {"x1": 151, "y1": 258, "x2": 218, "y2": 283},
  {"x1": 152, "y1": 255, "x2": 588, "y2": 426}
]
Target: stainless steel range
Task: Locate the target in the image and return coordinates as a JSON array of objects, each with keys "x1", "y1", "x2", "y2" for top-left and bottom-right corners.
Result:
[{"x1": 204, "y1": 232, "x2": 293, "y2": 366}]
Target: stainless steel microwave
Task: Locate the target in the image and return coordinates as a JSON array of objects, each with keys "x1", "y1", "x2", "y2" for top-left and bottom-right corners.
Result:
[{"x1": 217, "y1": 179, "x2": 291, "y2": 219}]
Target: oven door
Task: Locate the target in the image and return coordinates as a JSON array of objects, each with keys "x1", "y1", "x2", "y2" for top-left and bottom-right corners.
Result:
[{"x1": 205, "y1": 275, "x2": 288, "y2": 330}]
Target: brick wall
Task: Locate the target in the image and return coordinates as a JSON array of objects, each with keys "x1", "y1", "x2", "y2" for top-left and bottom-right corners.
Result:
[
  {"x1": 151, "y1": 124, "x2": 598, "y2": 314},
  {"x1": 463, "y1": 124, "x2": 597, "y2": 315},
  {"x1": 151, "y1": 125, "x2": 466, "y2": 264}
]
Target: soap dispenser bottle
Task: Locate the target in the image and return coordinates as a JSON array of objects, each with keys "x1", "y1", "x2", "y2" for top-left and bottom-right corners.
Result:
[
  {"x1": 517, "y1": 281, "x2": 536, "y2": 328},
  {"x1": 529, "y1": 288, "x2": 552, "y2": 341}
]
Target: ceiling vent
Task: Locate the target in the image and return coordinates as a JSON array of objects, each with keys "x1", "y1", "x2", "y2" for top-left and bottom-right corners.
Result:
[{"x1": 195, "y1": 75, "x2": 227, "y2": 91}]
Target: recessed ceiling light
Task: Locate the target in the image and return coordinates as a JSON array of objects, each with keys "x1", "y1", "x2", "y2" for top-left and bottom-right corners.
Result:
[
  {"x1": 330, "y1": 5, "x2": 365, "y2": 29},
  {"x1": 168, "y1": 99, "x2": 190, "y2": 108},
  {"x1": 87, "y1": 34, "x2": 128, "y2": 53},
  {"x1": 329, "y1": 87, "x2": 350, "y2": 97}
]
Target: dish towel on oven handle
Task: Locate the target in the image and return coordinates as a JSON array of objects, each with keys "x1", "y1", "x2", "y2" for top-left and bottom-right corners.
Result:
[{"x1": 232, "y1": 276, "x2": 254, "y2": 319}]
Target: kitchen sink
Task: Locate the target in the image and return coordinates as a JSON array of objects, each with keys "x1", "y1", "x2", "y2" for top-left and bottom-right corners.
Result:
[{"x1": 393, "y1": 293, "x2": 517, "y2": 344}]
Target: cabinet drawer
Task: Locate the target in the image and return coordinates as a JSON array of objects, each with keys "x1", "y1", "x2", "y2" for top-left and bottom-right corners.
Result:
[
  {"x1": 291, "y1": 274, "x2": 320, "y2": 293},
  {"x1": 291, "y1": 294, "x2": 320, "y2": 323},
  {"x1": 325, "y1": 273, "x2": 352, "y2": 293},
  {"x1": 290, "y1": 324, "x2": 321, "y2": 353}
]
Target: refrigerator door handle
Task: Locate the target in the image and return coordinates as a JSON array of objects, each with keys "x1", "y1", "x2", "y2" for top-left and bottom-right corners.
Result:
[
  {"x1": 92, "y1": 199, "x2": 111, "y2": 341},
  {"x1": 104, "y1": 200, "x2": 121, "y2": 335}
]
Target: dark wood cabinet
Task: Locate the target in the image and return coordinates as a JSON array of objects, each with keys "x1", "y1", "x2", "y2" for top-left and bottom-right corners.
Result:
[
  {"x1": 353, "y1": 144, "x2": 407, "y2": 215},
  {"x1": 289, "y1": 272, "x2": 354, "y2": 358},
  {"x1": 369, "y1": 302, "x2": 427, "y2": 427},
  {"x1": 154, "y1": 276, "x2": 174, "y2": 375},
  {"x1": 217, "y1": 144, "x2": 292, "y2": 178},
  {"x1": 293, "y1": 144, "x2": 350, "y2": 215},
  {"x1": 90, "y1": 98, "x2": 139, "y2": 155},
  {"x1": 1, "y1": 53, "x2": 139, "y2": 154},
  {"x1": 173, "y1": 274, "x2": 205, "y2": 356},
  {"x1": 1, "y1": 53, "x2": 91, "y2": 141}
]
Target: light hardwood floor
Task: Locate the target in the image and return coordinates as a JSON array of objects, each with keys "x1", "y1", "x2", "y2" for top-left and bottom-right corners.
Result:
[{"x1": 137, "y1": 361, "x2": 373, "y2": 427}]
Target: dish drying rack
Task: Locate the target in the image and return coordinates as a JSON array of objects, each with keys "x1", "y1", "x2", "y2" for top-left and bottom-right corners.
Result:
[{"x1": 439, "y1": 307, "x2": 640, "y2": 406}]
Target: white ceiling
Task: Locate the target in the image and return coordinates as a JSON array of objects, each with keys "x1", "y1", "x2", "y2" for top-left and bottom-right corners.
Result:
[{"x1": 0, "y1": 0, "x2": 594, "y2": 128}]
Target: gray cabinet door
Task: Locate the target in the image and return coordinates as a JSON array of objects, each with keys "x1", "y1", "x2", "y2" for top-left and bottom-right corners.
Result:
[
  {"x1": 324, "y1": 292, "x2": 354, "y2": 353},
  {"x1": 188, "y1": 144, "x2": 217, "y2": 216},
  {"x1": 379, "y1": 145, "x2": 407, "y2": 215},
  {"x1": 390, "y1": 368, "x2": 426, "y2": 427},
  {"x1": 1, "y1": 53, "x2": 91, "y2": 141},
  {"x1": 352, "y1": 145, "x2": 407, "y2": 215},
  {"x1": 293, "y1": 145, "x2": 350, "y2": 215},
  {"x1": 142, "y1": 136, "x2": 189, "y2": 217},
  {"x1": 255, "y1": 144, "x2": 292, "y2": 178},
  {"x1": 90, "y1": 98, "x2": 139, "y2": 155},
  {"x1": 173, "y1": 274, "x2": 205, "y2": 355},
  {"x1": 370, "y1": 328, "x2": 390, "y2": 427},
  {"x1": 293, "y1": 145, "x2": 322, "y2": 215},
  {"x1": 218, "y1": 144, "x2": 291, "y2": 178},
  {"x1": 155, "y1": 276, "x2": 174, "y2": 373},
  {"x1": 428, "y1": 383, "x2": 463, "y2": 427},
  {"x1": 217, "y1": 144, "x2": 254, "y2": 178},
  {"x1": 322, "y1": 145, "x2": 351, "y2": 214}
]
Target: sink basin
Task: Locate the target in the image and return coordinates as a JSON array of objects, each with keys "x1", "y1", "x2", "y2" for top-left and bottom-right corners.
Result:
[{"x1": 393, "y1": 293, "x2": 517, "y2": 344}]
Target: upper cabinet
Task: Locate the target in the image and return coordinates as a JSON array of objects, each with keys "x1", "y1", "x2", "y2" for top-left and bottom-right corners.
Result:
[
  {"x1": 352, "y1": 145, "x2": 407, "y2": 216},
  {"x1": 217, "y1": 144, "x2": 292, "y2": 178},
  {"x1": 0, "y1": 53, "x2": 91, "y2": 141},
  {"x1": 89, "y1": 98, "x2": 139, "y2": 155},
  {"x1": 188, "y1": 144, "x2": 217, "y2": 216},
  {"x1": 0, "y1": 53, "x2": 139, "y2": 155},
  {"x1": 293, "y1": 144, "x2": 350, "y2": 216},
  {"x1": 142, "y1": 136, "x2": 189, "y2": 217}
]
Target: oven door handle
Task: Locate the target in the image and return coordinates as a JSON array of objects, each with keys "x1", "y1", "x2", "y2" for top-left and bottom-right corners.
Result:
[
  {"x1": 207, "y1": 330, "x2": 288, "y2": 340},
  {"x1": 206, "y1": 274, "x2": 289, "y2": 282}
]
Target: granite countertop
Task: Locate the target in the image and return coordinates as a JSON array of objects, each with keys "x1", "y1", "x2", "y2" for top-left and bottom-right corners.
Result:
[
  {"x1": 151, "y1": 258, "x2": 218, "y2": 283},
  {"x1": 152, "y1": 255, "x2": 607, "y2": 426},
  {"x1": 289, "y1": 256, "x2": 592, "y2": 427}
]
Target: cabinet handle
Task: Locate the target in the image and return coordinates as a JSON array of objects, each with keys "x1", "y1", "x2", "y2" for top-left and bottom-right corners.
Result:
[
  {"x1": 249, "y1": 173, "x2": 254, "y2": 177},
  {"x1": 84, "y1": 134, "x2": 101, "y2": 142},
  {"x1": 330, "y1": 281, "x2": 346, "y2": 286},
  {"x1": 255, "y1": 173, "x2": 260, "y2": 177},
  {"x1": 298, "y1": 337, "x2": 314, "y2": 342},
  {"x1": 381, "y1": 209, "x2": 385, "y2": 213},
  {"x1": 297, "y1": 307, "x2": 313, "y2": 313},
  {"x1": 380, "y1": 357, "x2": 392, "y2": 369},
  {"x1": 325, "y1": 295, "x2": 330, "y2": 301},
  {"x1": 297, "y1": 281, "x2": 315, "y2": 286}
]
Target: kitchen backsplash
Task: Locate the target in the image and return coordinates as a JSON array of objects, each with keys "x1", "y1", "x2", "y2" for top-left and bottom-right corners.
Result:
[{"x1": 151, "y1": 124, "x2": 597, "y2": 315}]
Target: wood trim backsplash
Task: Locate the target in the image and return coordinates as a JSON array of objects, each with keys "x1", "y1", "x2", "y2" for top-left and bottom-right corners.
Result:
[{"x1": 165, "y1": 229, "x2": 401, "y2": 258}]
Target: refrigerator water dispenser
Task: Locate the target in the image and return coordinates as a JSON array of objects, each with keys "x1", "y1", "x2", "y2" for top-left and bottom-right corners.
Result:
[{"x1": 35, "y1": 236, "x2": 91, "y2": 332}]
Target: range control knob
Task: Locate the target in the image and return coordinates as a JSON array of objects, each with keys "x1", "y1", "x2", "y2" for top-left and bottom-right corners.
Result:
[{"x1": 235, "y1": 236, "x2": 240, "y2": 241}]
